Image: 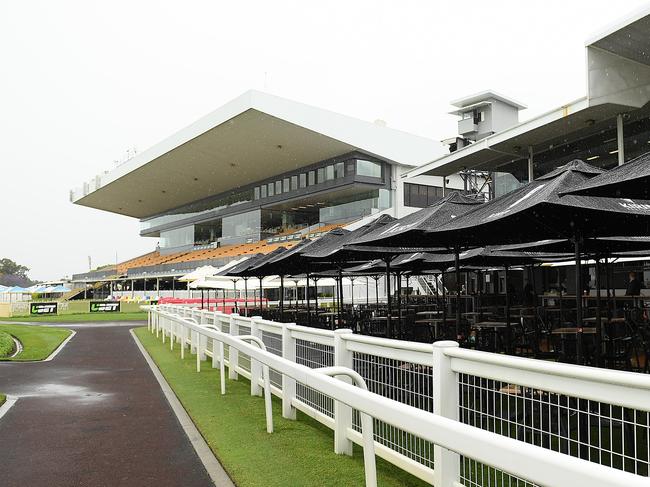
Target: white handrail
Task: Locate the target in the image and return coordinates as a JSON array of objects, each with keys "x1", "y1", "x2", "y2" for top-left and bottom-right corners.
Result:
[{"x1": 153, "y1": 310, "x2": 647, "y2": 487}]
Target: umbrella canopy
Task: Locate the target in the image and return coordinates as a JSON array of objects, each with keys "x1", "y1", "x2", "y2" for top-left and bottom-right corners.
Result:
[
  {"x1": 250, "y1": 230, "x2": 350, "y2": 276},
  {"x1": 498, "y1": 236, "x2": 650, "y2": 256},
  {"x1": 178, "y1": 265, "x2": 222, "y2": 282},
  {"x1": 560, "y1": 150, "x2": 650, "y2": 199},
  {"x1": 301, "y1": 214, "x2": 396, "y2": 262},
  {"x1": 345, "y1": 192, "x2": 483, "y2": 250},
  {"x1": 50, "y1": 285, "x2": 71, "y2": 293},
  {"x1": 425, "y1": 160, "x2": 650, "y2": 247}
]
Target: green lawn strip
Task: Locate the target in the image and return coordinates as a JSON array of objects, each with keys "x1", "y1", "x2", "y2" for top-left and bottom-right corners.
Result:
[
  {"x1": 1, "y1": 312, "x2": 147, "y2": 323},
  {"x1": 0, "y1": 324, "x2": 72, "y2": 361},
  {"x1": 134, "y1": 327, "x2": 429, "y2": 487},
  {"x1": 0, "y1": 331, "x2": 14, "y2": 357},
  {"x1": 0, "y1": 394, "x2": 5, "y2": 406}
]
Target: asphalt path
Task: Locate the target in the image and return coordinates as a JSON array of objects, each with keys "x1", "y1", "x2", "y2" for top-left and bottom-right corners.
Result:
[{"x1": 0, "y1": 322, "x2": 216, "y2": 487}]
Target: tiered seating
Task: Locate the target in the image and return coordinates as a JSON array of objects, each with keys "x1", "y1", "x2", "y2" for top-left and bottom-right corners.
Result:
[
  {"x1": 165, "y1": 240, "x2": 295, "y2": 264},
  {"x1": 115, "y1": 250, "x2": 189, "y2": 274},
  {"x1": 112, "y1": 240, "x2": 299, "y2": 274}
]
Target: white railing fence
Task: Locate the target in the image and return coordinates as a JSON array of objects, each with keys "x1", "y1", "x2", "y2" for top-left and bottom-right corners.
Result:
[{"x1": 144, "y1": 304, "x2": 650, "y2": 487}]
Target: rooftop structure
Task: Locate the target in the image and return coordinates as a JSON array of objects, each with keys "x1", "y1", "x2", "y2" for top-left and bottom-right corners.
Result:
[{"x1": 406, "y1": 5, "x2": 650, "y2": 197}]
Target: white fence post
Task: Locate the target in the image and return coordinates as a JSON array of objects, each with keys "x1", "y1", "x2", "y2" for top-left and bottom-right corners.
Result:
[
  {"x1": 212, "y1": 310, "x2": 221, "y2": 369},
  {"x1": 250, "y1": 317, "x2": 263, "y2": 396},
  {"x1": 281, "y1": 323, "x2": 297, "y2": 420},
  {"x1": 198, "y1": 311, "x2": 207, "y2": 362},
  {"x1": 333, "y1": 328, "x2": 354, "y2": 456},
  {"x1": 433, "y1": 341, "x2": 460, "y2": 487},
  {"x1": 229, "y1": 313, "x2": 239, "y2": 380}
]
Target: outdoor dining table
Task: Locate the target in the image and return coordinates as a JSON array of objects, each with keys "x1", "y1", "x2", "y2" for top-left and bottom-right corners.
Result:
[
  {"x1": 414, "y1": 318, "x2": 439, "y2": 340},
  {"x1": 473, "y1": 321, "x2": 509, "y2": 351}
]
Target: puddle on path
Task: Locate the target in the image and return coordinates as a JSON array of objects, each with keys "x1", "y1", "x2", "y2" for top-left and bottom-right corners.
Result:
[{"x1": 15, "y1": 383, "x2": 113, "y2": 404}]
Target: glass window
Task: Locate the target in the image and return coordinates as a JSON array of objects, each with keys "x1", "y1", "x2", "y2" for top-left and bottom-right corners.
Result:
[
  {"x1": 326, "y1": 165, "x2": 334, "y2": 181},
  {"x1": 308, "y1": 171, "x2": 315, "y2": 185},
  {"x1": 267, "y1": 182, "x2": 274, "y2": 197},
  {"x1": 260, "y1": 185, "x2": 267, "y2": 198},
  {"x1": 221, "y1": 209, "x2": 261, "y2": 246},
  {"x1": 283, "y1": 178, "x2": 290, "y2": 193},
  {"x1": 254, "y1": 187, "x2": 260, "y2": 200},
  {"x1": 356, "y1": 160, "x2": 382, "y2": 178},
  {"x1": 317, "y1": 167, "x2": 325, "y2": 183},
  {"x1": 299, "y1": 173, "x2": 307, "y2": 188},
  {"x1": 335, "y1": 162, "x2": 345, "y2": 178},
  {"x1": 291, "y1": 175, "x2": 298, "y2": 190},
  {"x1": 276, "y1": 180, "x2": 282, "y2": 194},
  {"x1": 160, "y1": 226, "x2": 194, "y2": 249}
]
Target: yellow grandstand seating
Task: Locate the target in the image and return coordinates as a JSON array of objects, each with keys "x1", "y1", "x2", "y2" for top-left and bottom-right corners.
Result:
[{"x1": 112, "y1": 240, "x2": 299, "y2": 274}]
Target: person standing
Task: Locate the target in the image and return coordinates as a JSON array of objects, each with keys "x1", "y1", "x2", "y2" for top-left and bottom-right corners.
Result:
[{"x1": 625, "y1": 271, "x2": 642, "y2": 296}]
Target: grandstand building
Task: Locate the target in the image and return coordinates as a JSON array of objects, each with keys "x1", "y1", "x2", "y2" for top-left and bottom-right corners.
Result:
[
  {"x1": 70, "y1": 7, "x2": 650, "y2": 300},
  {"x1": 70, "y1": 91, "x2": 464, "y2": 298}
]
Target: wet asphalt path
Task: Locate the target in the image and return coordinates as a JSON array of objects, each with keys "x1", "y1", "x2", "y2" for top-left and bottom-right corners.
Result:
[{"x1": 0, "y1": 323, "x2": 214, "y2": 487}]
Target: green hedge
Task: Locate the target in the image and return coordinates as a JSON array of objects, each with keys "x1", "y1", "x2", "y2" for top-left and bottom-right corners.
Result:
[{"x1": 0, "y1": 331, "x2": 14, "y2": 357}]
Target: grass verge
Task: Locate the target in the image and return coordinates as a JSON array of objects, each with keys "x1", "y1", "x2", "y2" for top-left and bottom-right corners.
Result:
[
  {"x1": 134, "y1": 327, "x2": 429, "y2": 487},
  {"x1": 0, "y1": 324, "x2": 72, "y2": 361},
  {"x1": 0, "y1": 331, "x2": 14, "y2": 357},
  {"x1": 0, "y1": 394, "x2": 5, "y2": 407},
  {"x1": 1, "y1": 312, "x2": 147, "y2": 323}
]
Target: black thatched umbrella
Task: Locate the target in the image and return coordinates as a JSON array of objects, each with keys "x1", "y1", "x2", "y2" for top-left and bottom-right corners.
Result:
[
  {"x1": 250, "y1": 231, "x2": 349, "y2": 322},
  {"x1": 229, "y1": 247, "x2": 289, "y2": 312},
  {"x1": 302, "y1": 215, "x2": 397, "y2": 329},
  {"x1": 560, "y1": 150, "x2": 650, "y2": 199},
  {"x1": 346, "y1": 192, "x2": 482, "y2": 337},
  {"x1": 425, "y1": 160, "x2": 650, "y2": 362}
]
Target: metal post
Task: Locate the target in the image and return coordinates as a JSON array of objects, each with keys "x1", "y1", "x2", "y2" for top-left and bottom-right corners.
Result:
[
  {"x1": 454, "y1": 248, "x2": 461, "y2": 340},
  {"x1": 280, "y1": 275, "x2": 285, "y2": 320},
  {"x1": 504, "y1": 266, "x2": 511, "y2": 354},
  {"x1": 442, "y1": 175, "x2": 447, "y2": 197},
  {"x1": 617, "y1": 113, "x2": 625, "y2": 166},
  {"x1": 306, "y1": 271, "x2": 311, "y2": 326},
  {"x1": 595, "y1": 259, "x2": 603, "y2": 367},
  {"x1": 528, "y1": 145, "x2": 534, "y2": 182},
  {"x1": 385, "y1": 258, "x2": 393, "y2": 338},
  {"x1": 574, "y1": 236, "x2": 584, "y2": 364}
]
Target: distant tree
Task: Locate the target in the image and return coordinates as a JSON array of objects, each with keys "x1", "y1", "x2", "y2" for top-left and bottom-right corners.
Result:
[{"x1": 0, "y1": 258, "x2": 35, "y2": 287}]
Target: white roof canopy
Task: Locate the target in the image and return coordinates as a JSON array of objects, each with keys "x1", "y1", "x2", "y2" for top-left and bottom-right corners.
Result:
[{"x1": 72, "y1": 90, "x2": 442, "y2": 219}]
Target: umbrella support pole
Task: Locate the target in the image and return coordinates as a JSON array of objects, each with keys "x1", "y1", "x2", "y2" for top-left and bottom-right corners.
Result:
[
  {"x1": 396, "y1": 272, "x2": 402, "y2": 339},
  {"x1": 280, "y1": 275, "x2": 284, "y2": 322},
  {"x1": 454, "y1": 248, "x2": 461, "y2": 341},
  {"x1": 385, "y1": 258, "x2": 393, "y2": 339},
  {"x1": 244, "y1": 278, "x2": 248, "y2": 317},
  {"x1": 504, "y1": 266, "x2": 511, "y2": 355},
  {"x1": 574, "y1": 235, "x2": 584, "y2": 365},
  {"x1": 595, "y1": 258, "x2": 603, "y2": 367},
  {"x1": 306, "y1": 272, "x2": 311, "y2": 327},
  {"x1": 441, "y1": 269, "x2": 447, "y2": 334}
]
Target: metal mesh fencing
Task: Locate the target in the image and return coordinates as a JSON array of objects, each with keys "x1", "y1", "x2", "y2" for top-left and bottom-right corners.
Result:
[
  {"x1": 352, "y1": 352, "x2": 435, "y2": 470},
  {"x1": 295, "y1": 339, "x2": 334, "y2": 418},
  {"x1": 261, "y1": 329, "x2": 283, "y2": 389},
  {"x1": 458, "y1": 373, "x2": 650, "y2": 479}
]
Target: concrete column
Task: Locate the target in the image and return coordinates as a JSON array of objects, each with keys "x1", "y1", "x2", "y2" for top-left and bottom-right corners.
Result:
[
  {"x1": 528, "y1": 146, "x2": 534, "y2": 182},
  {"x1": 617, "y1": 113, "x2": 625, "y2": 166}
]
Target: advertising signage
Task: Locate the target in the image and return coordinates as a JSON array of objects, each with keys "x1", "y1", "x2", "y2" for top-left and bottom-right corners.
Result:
[
  {"x1": 30, "y1": 302, "x2": 58, "y2": 315},
  {"x1": 90, "y1": 301, "x2": 120, "y2": 313}
]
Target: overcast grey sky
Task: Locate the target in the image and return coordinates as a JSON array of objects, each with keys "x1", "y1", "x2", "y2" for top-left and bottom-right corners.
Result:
[{"x1": 1, "y1": 0, "x2": 647, "y2": 281}]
